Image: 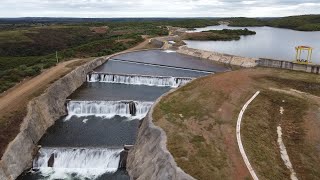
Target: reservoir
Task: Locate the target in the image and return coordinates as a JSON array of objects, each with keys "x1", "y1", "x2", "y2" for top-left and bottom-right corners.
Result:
[{"x1": 185, "y1": 25, "x2": 320, "y2": 64}]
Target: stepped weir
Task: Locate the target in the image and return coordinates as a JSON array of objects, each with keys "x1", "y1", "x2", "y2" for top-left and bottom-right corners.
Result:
[
  {"x1": 19, "y1": 50, "x2": 223, "y2": 180},
  {"x1": 87, "y1": 73, "x2": 193, "y2": 87},
  {"x1": 67, "y1": 100, "x2": 153, "y2": 118}
]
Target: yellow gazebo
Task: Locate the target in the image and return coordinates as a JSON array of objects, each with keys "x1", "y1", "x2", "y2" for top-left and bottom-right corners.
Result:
[{"x1": 295, "y1": 46, "x2": 313, "y2": 64}]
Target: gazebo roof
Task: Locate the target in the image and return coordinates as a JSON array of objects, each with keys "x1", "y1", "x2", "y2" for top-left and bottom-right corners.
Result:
[{"x1": 295, "y1": 46, "x2": 313, "y2": 50}]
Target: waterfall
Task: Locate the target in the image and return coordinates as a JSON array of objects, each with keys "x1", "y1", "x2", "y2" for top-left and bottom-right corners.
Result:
[
  {"x1": 67, "y1": 100, "x2": 153, "y2": 119},
  {"x1": 33, "y1": 147, "x2": 123, "y2": 179},
  {"x1": 87, "y1": 73, "x2": 193, "y2": 87}
]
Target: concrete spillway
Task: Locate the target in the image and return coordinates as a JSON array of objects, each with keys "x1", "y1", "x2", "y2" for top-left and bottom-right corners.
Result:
[
  {"x1": 66, "y1": 100, "x2": 153, "y2": 119},
  {"x1": 33, "y1": 147, "x2": 123, "y2": 179},
  {"x1": 87, "y1": 73, "x2": 193, "y2": 88},
  {"x1": 17, "y1": 49, "x2": 226, "y2": 180}
]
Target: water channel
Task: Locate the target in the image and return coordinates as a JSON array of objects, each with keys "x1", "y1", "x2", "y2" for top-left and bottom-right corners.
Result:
[{"x1": 19, "y1": 49, "x2": 229, "y2": 180}]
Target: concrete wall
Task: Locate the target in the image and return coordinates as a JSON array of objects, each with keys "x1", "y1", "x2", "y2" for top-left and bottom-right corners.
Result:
[
  {"x1": 0, "y1": 57, "x2": 108, "y2": 180},
  {"x1": 177, "y1": 46, "x2": 320, "y2": 73},
  {"x1": 258, "y1": 58, "x2": 320, "y2": 74},
  {"x1": 127, "y1": 89, "x2": 195, "y2": 180},
  {"x1": 177, "y1": 46, "x2": 258, "y2": 68}
]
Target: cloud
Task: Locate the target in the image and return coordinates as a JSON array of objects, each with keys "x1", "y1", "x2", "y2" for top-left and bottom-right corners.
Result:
[{"x1": 0, "y1": 0, "x2": 319, "y2": 17}]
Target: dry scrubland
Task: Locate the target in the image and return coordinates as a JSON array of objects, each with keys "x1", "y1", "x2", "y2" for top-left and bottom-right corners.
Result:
[{"x1": 153, "y1": 68, "x2": 320, "y2": 180}]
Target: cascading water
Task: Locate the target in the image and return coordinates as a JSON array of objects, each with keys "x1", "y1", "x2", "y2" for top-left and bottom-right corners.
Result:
[
  {"x1": 33, "y1": 147, "x2": 123, "y2": 179},
  {"x1": 66, "y1": 100, "x2": 153, "y2": 119},
  {"x1": 87, "y1": 73, "x2": 193, "y2": 88}
]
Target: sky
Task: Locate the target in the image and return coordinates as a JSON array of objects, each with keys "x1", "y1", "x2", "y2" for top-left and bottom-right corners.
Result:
[{"x1": 0, "y1": 0, "x2": 319, "y2": 18}]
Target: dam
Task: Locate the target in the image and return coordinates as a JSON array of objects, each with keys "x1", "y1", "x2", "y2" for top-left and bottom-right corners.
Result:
[{"x1": 18, "y1": 49, "x2": 229, "y2": 179}]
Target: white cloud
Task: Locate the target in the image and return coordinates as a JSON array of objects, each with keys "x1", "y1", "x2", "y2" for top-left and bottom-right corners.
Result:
[
  {"x1": 241, "y1": 1, "x2": 257, "y2": 5},
  {"x1": 0, "y1": 0, "x2": 319, "y2": 17}
]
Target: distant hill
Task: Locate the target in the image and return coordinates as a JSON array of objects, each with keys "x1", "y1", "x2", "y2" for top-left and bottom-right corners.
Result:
[{"x1": 225, "y1": 14, "x2": 320, "y2": 31}]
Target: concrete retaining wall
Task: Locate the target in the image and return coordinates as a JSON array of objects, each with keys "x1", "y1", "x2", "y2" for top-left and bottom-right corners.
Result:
[
  {"x1": 0, "y1": 57, "x2": 108, "y2": 180},
  {"x1": 127, "y1": 88, "x2": 195, "y2": 180},
  {"x1": 177, "y1": 46, "x2": 258, "y2": 68},
  {"x1": 177, "y1": 46, "x2": 320, "y2": 73},
  {"x1": 258, "y1": 58, "x2": 320, "y2": 74}
]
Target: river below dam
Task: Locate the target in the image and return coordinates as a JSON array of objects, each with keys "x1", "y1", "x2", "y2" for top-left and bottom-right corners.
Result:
[
  {"x1": 18, "y1": 49, "x2": 229, "y2": 180},
  {"x1": 185, "y1": 25, "x2": 320, "y2": 64}
]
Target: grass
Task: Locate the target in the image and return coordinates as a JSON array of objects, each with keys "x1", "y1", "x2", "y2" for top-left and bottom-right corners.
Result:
[
  {"x1": 153, "y1": 68, "x2": 320, "y2": 179},
  {"x1": 0, "y1": 30, "x2": 33, "y2": 43},
  {"x1": 153, "y1": 74, "x2": 247, "y2": 179},
  {"x1": 241, "y1": 91, "x2": 297, "y2": 179},
  {"x1": 242, "y1": 89, "x2": 320, "y2": 179}
]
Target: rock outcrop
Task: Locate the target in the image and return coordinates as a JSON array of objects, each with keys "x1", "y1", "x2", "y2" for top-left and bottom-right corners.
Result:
[
  {"x1": 177, "y1": 46, "x2": 258, "y2": 68},
  {"x1": 0, "y1": 57, "x2": 108, "y2": 180},
  {"x1": 127, "y1": 89, "x2": 195, "y2": 180}
]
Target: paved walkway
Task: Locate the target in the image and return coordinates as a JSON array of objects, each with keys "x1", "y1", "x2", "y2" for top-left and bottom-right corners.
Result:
[{"x1": 236, "y1": 91, "x2": 260, "y2": 180}]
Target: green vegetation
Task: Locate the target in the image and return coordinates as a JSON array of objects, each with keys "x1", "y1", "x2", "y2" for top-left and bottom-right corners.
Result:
[
  {"x1": 183, "y1": 28, "x2": 256, "y2": 41},
  {"x1": 0, "y1": 56, "x2": 55, "y2": 92},
  {"x1": 205, "y1": 28, "x2": 256, "y2": 36},
  {"x1": 0, "y1": 15, "x2": 319, "y2": 92},
  {"x1": 0, "y1": 22, "x2": 166, "y2": 93},
  {"x1": 0, "y1": 18, "x2": 222, "y2": 93},
  {"x1": 227, "y1": 17, "x2": 267, "y2": 27},
  {"x1": 227, "y1": 15, "x2": 320, "y2": 31}
]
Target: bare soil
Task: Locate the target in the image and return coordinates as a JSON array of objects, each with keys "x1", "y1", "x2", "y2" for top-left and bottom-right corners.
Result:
[
  {"x1": 89, "y1": 26, "x2": 109, "y2": 34},
  {"x1": 153, "y1": 68, "x2": 320, "y2": 180}
]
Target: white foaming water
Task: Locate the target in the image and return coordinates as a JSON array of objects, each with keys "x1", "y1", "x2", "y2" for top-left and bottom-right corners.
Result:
[
  {"x1": 33, "y1": 147, "x2": 122, "y2": 179},
  {"x1": 66, "y1": 100, "x2": 153, "y2": 119},
  {"x1": 163, "y1": 49, "x2": 176, "y2": 53},
  {"x1": 87, "y1": 73, "x2": 192, "y2": 88}
]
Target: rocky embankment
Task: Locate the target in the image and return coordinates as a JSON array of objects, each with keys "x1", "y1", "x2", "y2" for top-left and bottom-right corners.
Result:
[
  {"x1": 127, "y1": 89, "x2": 195, "y2": 180},
  {"x1": 0, "y1": 57, "x2": 108, "y2": 179},
  {"x1": 177, "y1": 46, "x2": 258, "y2": 68}
]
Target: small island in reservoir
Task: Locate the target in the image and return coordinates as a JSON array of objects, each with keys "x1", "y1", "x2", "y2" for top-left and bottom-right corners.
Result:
[{"x1": 182, "y1": 28, "x2": 256, "y2": 41}]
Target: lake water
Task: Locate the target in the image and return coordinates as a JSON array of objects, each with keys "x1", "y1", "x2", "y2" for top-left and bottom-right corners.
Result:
[{"x1": 185, "y1": 25, "x2": 320, "y2": 64}]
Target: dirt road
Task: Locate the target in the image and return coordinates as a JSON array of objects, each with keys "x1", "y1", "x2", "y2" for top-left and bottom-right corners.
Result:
[{"x1": 0, "y1": 59, "x2": 88, "y2": 113}]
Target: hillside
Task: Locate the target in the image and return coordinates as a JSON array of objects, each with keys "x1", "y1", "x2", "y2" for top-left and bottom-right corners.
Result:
[
  {"x1": 226, "y1": 15, "x2": 320, "y2": 31},
  {"x1": 153, "y1": 68, "x2": 320, "y2": 179},
  {"x1": 0, "y1": 18, "x2": 224, "y2": 93}
]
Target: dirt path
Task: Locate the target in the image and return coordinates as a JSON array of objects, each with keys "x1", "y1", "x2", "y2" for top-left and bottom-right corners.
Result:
[
  {"x1": 0, "y1": 59, "x2": 88, "y2": 113},
  {"x1": 125, "y1": 36, "x2": 162, "y2": 52}
]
